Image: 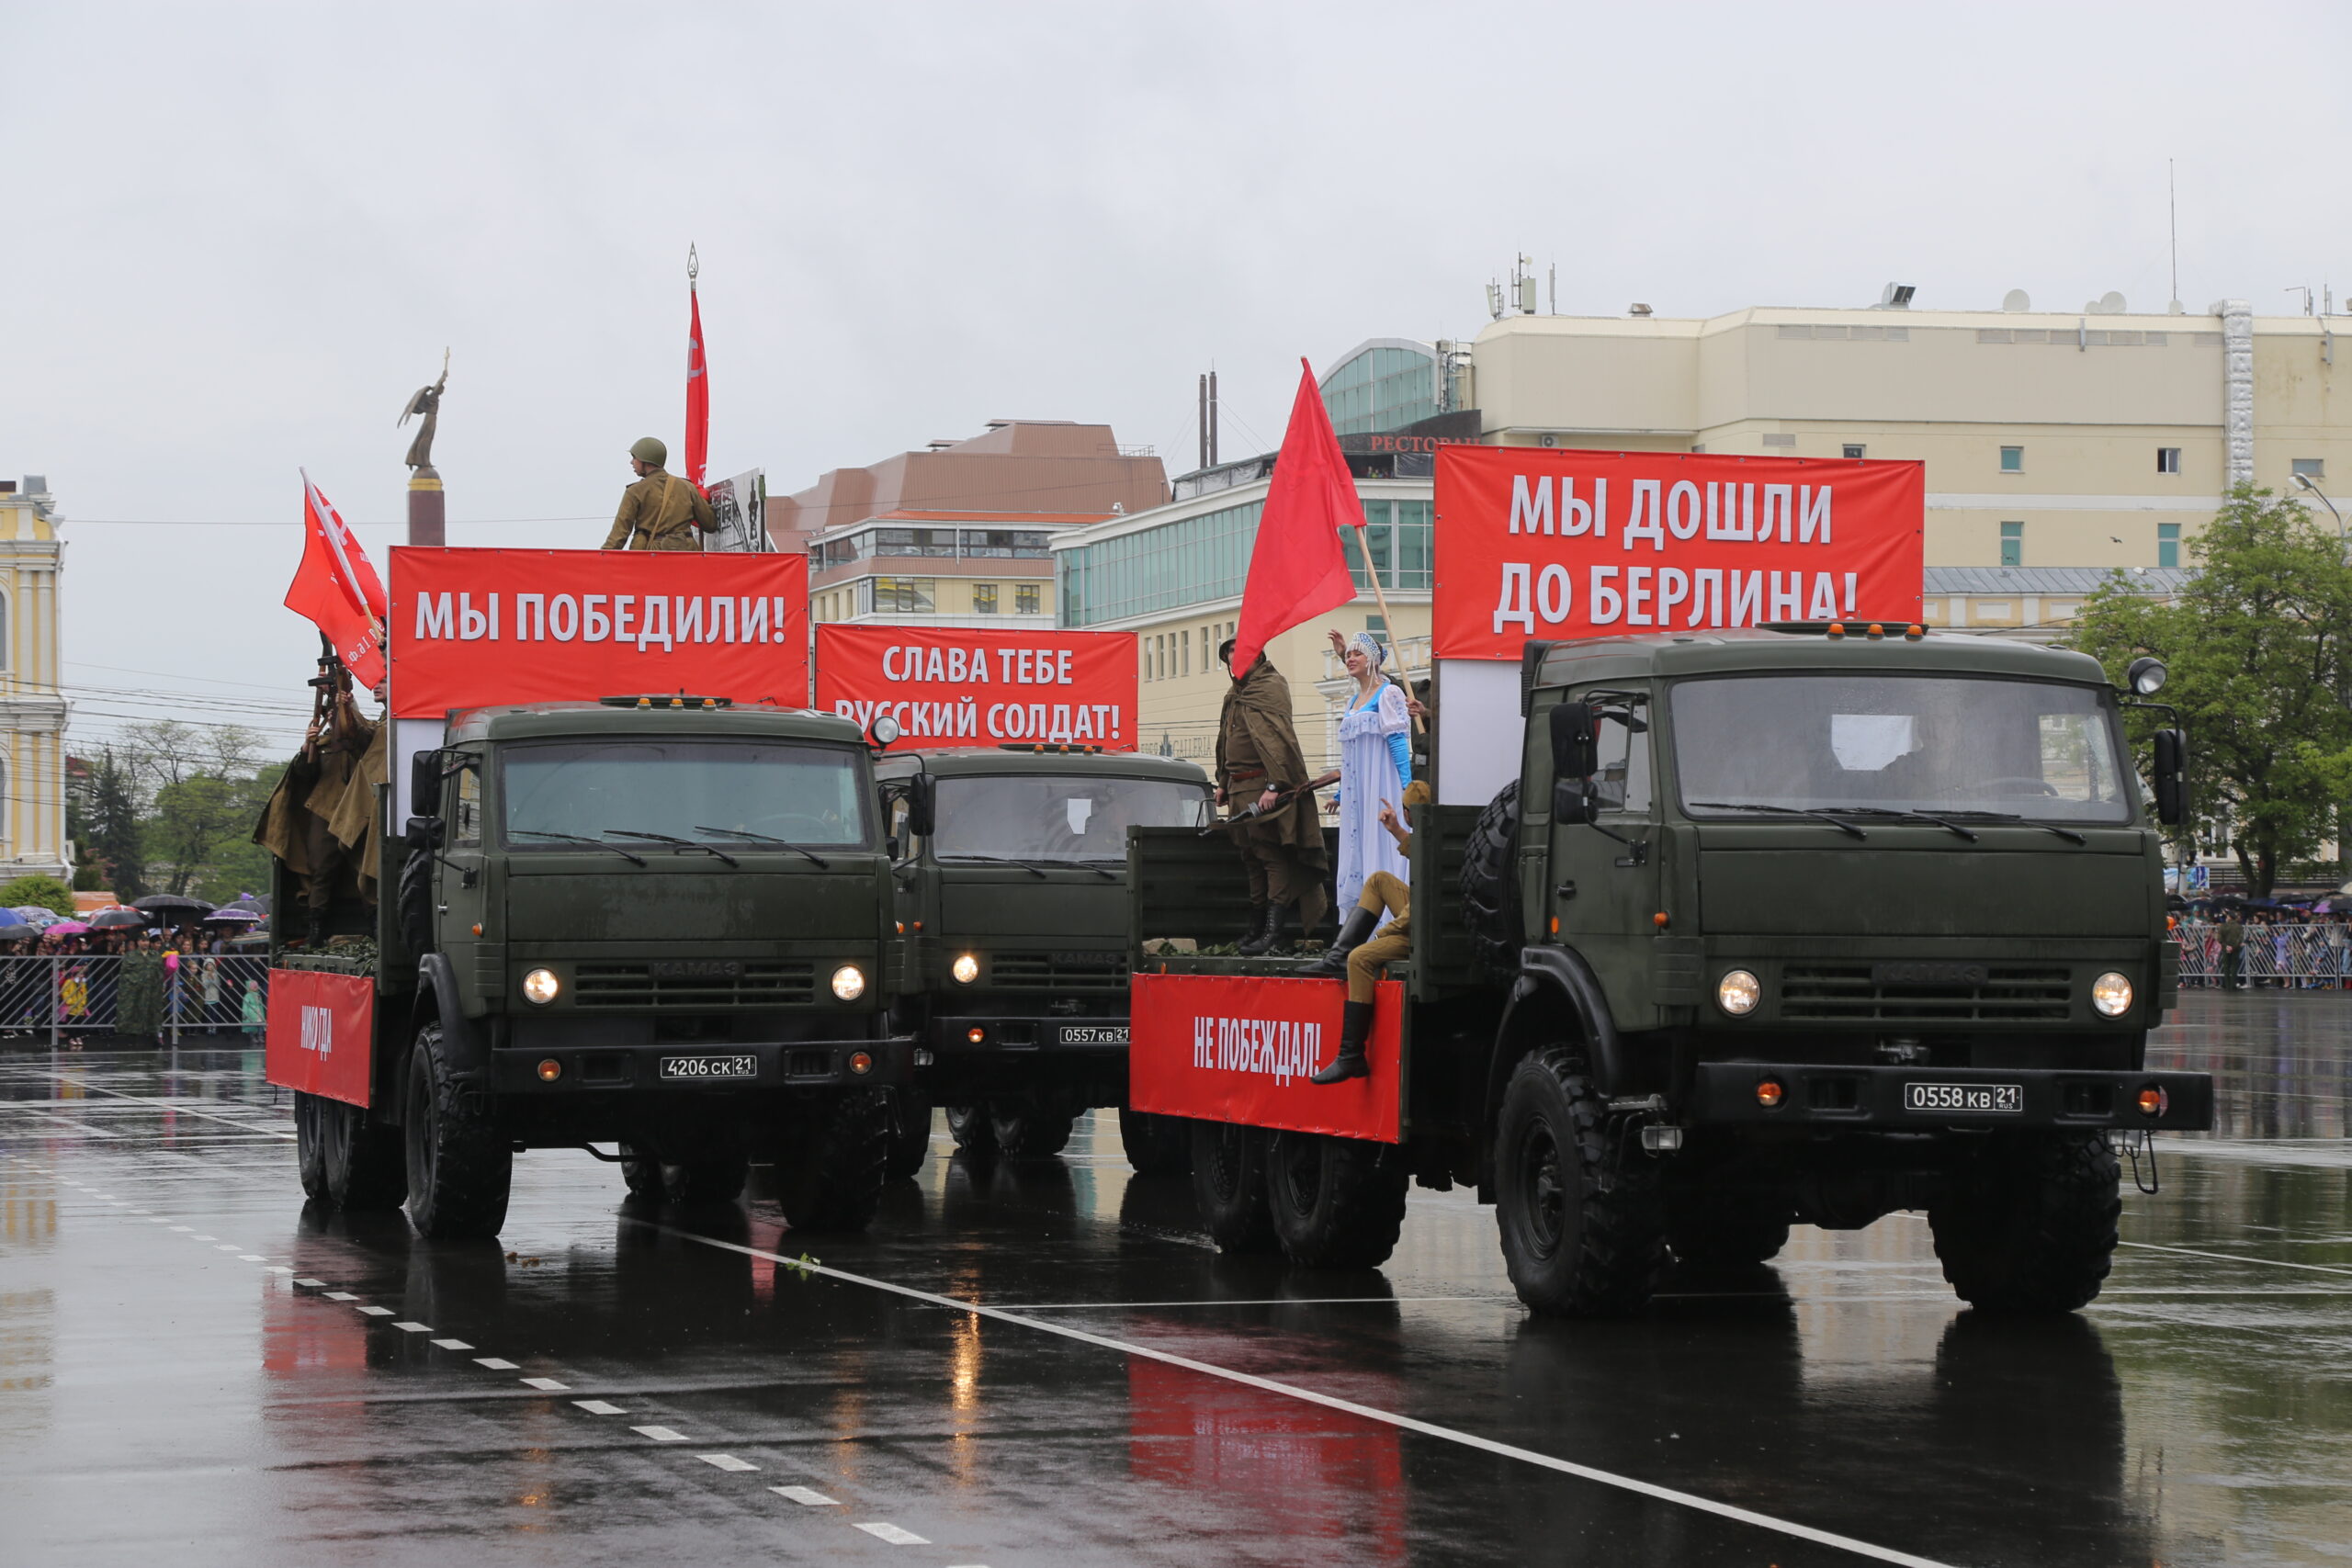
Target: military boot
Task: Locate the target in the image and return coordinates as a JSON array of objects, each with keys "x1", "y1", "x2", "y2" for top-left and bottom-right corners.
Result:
[
  {"x1": 1236, "y1": 903, "x2": 1283, "y2": 957},
  {"x1": 1310, "y1": 1000, "x2": 1373, "y2": 1085},
  {"x1": 1294, "y1": 906, "x2": 1377, "y2": 978}
]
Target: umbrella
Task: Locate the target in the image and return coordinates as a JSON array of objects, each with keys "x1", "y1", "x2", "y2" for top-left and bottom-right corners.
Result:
[
  {"x1": 46, "y1": 920, "x2": 89, "y2": 935},
  {"x1": 88, "y1": 908, "x2": 150, "y2": 930},
  {"x1": 10, "y1": 906, "x2": 58, "y2": 927},
  {"x1": 133, "y1": 894, "x2": 215, "y2": 914},
  {"x1": 202, "y1": 908, "x2": 263, "y2": 925}
]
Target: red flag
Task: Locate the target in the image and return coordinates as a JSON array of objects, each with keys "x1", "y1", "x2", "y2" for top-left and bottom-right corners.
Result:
[
  {"x1": 684, "y1": 284, "x2": 709, "y2": 491},
  {"x1": 286, "y1": 471, "x2": 387, "y2": 688},
  {"x1": 1230, "y1": 359, "x2": 1358, "y2": 672}
]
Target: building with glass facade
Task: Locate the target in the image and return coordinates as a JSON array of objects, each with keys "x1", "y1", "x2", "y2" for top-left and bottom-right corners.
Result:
[{"x1": 1318, "y1": 338, "x2": 1442, "y2": 436}]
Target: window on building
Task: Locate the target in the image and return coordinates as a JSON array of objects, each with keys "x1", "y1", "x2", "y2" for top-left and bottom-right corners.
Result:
[
  {"x1": 2292, "y1": 457, "x2": 2326, "y2": 480},
  {"x1": 1999, "y1": 521, "x2": 2023, "y2": 567},
  {"x1": 1842, "y1": 444, "x2": 1866, "y2": 460},
  {"x1": 1181, "y1": 628, "x2": 1191, "y2": 675},
  {"x1": 2157, "y1": 446, "x2": 2181, "y2": 475},
  {"x1": 872, "y1": 577, "x2": 936, "y2": 615},
  {"x1": 1015, "y1": 583, "x2": 1041, "y2": 615},
  {"x1": 972, "y1": 582, "x2": 999, "y2": 615},
  {"x1": 1999, "y1": 446, "x2": 2024, "y2": 474},
  {"x1": 2158, "y1": 523, "x2": 2181, "y2": 570}
]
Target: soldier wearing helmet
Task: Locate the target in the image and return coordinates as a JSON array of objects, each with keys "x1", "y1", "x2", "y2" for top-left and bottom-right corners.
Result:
[{"x1": 603, "y1": 436, "x2": 718, "y2": 550}]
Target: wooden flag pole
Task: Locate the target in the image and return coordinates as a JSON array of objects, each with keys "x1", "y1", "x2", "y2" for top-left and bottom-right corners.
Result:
[{"x1": 1348, "y1": 524, "x2": 1423, "y2": 736}]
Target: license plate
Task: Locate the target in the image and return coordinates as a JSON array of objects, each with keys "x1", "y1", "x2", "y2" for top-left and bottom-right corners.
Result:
[
  {"x1": 659, "y1": 1054, "x2": 758, "y2": 1081},
  {"x1": 1904, "y1": 1081, "x2": 2023, "y2": 1114},
  {"x1": 1058, "y1": 1025, "x2": 1129, "y2": 1046}
]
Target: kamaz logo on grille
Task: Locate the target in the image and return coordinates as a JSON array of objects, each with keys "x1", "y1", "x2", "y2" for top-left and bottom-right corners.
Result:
[
  {"x1": 1047, "y1": 952, "x2": 1124, "y2": 970},
  {"x1": 648, "y1": 961, "x2": 743, "y2": 980},
  {"x1": 1871, "y1": 961, "x2": 1989, "y2": 988},
  {"x1": 300, "y1": 1005, "x2": 334, "y2": 1056}
]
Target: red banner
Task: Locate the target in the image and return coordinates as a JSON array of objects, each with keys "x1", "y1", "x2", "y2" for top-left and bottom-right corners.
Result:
[
  {"x1": 1433, "y1": 447, "x2": 1924, "y2": 660},
  {"x1": 388, "y1": 547, "x2": 808, "y2": 719},
  {"x1": 264, "y1": 968, "x2": 376, "y2": 1108},
  {"x1": 1127, "y1": 973, "x2": 1403, "y2": 1143},
  {"x1": 813, "y1": 624, "x2": 1138, "y2": 752}
]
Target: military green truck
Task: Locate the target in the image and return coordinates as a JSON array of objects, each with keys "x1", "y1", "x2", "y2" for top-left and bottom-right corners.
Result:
[
  {"x1": 873, "y1": 744, "x2": 1212, "y2": 1172},
  {"x1": 1129, "y1": 626, "x2": 2212, "y2": 1315},
  {"x1": 276, "y1": 697, "x2": 911, "y2": 1239}
]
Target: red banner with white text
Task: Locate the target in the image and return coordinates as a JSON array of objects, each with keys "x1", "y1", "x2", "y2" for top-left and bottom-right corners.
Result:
[
  {"x1": 1127, "y1": 972, "x2": 1403, "y2": 1143},
  {"x1": 1433, "y1": 448, "x2": 1924, "y2": 660},
  {"x1": 388, "y1": 547, "x2": 808, "y2": 719},
  {"x1": 813, "y1": 624, "x2": 1138, "y2": 752},
  {"x1": 264, "y1": 968, "x2": 376, "y2": 1108}
]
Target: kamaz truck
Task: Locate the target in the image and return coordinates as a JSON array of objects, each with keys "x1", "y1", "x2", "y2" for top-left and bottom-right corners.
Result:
[
  {"x1": 275, "y1": 697, "x2": 911, "y2": 1239},
  {"x1": 1129, "y1": 626, "x2": 2212, "y2": 1315},
  {"x1": 874, "y1": 744, "x2": 1211, "y2": 1171}
]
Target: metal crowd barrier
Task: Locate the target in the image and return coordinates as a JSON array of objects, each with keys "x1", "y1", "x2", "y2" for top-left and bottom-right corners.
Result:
[
  {"x1": 0, "y1": 953, "x2": 276, "y2": 1046},
  {"x1": 2175, "y1": 921, "x2": 2352, "y2": 987}
]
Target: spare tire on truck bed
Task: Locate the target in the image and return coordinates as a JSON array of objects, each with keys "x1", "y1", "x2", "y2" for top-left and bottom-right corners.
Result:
[{"x1": 1458, "y1": 780, "x2": 1523, "y2": 977}]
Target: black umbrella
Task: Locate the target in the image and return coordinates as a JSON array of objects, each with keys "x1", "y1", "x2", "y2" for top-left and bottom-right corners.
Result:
[
  {"x1": 88, "y1": 907, "x2": 151, "y2": 930},
  {"x1": 133, "y1": 894, "x2": 216, "y2": 914}
]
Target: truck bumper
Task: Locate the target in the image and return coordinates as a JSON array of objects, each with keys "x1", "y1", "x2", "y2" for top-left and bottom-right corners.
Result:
[
  {"x1": 1689, "y1": 1062, "x2": 2214, "y2": 1132},
  {"x1": 490, "y1": 1034, "x2": 918, "y2": 1094},
  {"x1": 927, "y1": 1015, "x2": 1130, "y2": 1054}
]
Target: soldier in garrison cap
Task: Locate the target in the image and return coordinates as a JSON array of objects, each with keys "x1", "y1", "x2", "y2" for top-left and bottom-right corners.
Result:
[
  {"x1": 604, "y1": 436, "x2": 718, "y2": 551},
  {"x1": 1216, "y1": 637, "x2": 1332, "y2": 956}
]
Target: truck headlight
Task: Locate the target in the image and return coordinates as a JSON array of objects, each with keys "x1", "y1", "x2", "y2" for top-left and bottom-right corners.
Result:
[
  {"x1": 831, "y1": 964, "x2": 866, "y2": 1001},
  {"x1": 952, "y1": 953, "x2": 979, "y2": 985},
  {"x1": 2091, "y1": 972, "x2": 2133, "y2": 1017},
  {"x1": 1715, "y1": 969, "x2": 1761, "y2": 1016},
  {"x1": 522, "y1": 968, "x2": 560, "y2": 1005}
]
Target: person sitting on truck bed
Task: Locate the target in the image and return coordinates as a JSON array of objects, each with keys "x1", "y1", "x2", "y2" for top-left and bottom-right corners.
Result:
[
  {"x1": 603, "y1": 435, "x2": 718, "y2": 551},
  {"x1": 1295, "y1": 780, "x2": 1430, "y2": 1085}
]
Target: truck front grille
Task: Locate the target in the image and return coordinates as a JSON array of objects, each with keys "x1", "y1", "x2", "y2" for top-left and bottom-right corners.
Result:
[
  {"x1": 1781, "y1": 964, "x2": 2072, "y2": 1022},
  {"x1": 571, "y1": 962, "x2": 816, "y2": 1009},
  {"x1": 989, "y1": 951, "x2": 1129, "y2": 992}
]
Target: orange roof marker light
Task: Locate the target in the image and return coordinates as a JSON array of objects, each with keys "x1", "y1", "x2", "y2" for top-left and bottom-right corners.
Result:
[
  {"x1": 1826, "y1": 622, "x2": 1847, "y2": 638},
  {"x1": 1904, "y1": 624, "x2": 1925, "y2": 641}
]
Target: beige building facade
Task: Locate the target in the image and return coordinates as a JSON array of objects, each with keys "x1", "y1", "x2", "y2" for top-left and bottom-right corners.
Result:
[{"x1": 0, "y1": 478, "x2": 71, "y2": 881}]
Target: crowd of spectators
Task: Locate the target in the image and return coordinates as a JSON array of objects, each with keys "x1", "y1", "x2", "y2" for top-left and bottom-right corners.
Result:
[{"x1": 2176, "y1": 902, "x2": 2352, "y2": 989}]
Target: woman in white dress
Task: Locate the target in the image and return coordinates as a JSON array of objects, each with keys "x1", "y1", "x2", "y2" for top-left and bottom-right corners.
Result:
[{"x1": 1326, "y1": 629, "x2": 1411, "y2": 912}]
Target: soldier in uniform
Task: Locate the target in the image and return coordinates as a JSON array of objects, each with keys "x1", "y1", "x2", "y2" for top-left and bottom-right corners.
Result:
[
  {"x1": 603, "y1": 436, "x2": 717, "y2": 551},
  {"x1": 1216, "y1": 638, "x2": 1331, "y2": 956}
]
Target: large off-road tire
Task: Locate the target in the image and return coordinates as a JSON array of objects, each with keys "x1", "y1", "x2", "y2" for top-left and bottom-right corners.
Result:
[
  {"x1": 660, "y1": 1153, "x2": 749, "y2": 1206},
  {"x1": 1495, "y1": 1046, "x2": 1668, "y2": 1316},
  {"x1": 1119, "y1": 1107, "x2": 1193, "y2": 1178},
  {"x1": 990, "y1": 1106, "x2": 1076, "y2": 1161},
  {"x1": 1459, "y1": 780, "x2": 1523, "y2": 977},
  {"x1": 617, "y1": 1145, "x2": 667, "y2": 1201},
  {"x1": 1667, "y1": 1190, "x2": 1793, "y2": 1269},
  {"x1": 1189, "y1": 1119, "x2": 1278, "y2": 1255},
  {"x1": 1928, "y1": 1132, "x2": 2120, "y2": 1314},
  {"x1": 402, "y1": 1022, "x2": 513, "y2": 1239},
  {"x1": 318, "y1": 1094, "x2": 407, "y2": 1213},
  {"x1": 396, "y1": 841, "x2": 434, "y2": 962},
  {"x1": 944, "y1": 1103, "x2": 996, "y2": 1156},
  {"x1": 774, "y1": 1089, "x2": 890, "y2": 1233},
  {"x1": 295, "y1": 1091, "x2": 332, "y2": 1201},
  {"x1": 1265, "y1": 1129, "x2": 1408, "y2": 1269},
  {"x1": 885, "y1": 1088, "x2": 933, "y2": 1179}
]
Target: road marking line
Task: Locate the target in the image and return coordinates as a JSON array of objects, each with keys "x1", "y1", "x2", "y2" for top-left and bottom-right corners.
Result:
[
  {"x1": 432, "y1": 1338, "x2": 474, "y2": 1350},
  {"x1": 474, "y1": 1358, "x2": 520, "y2": 1370},
  {"x1": 631, "y1": 1426, "x2": 687, "y2": 1442},
  {"x1": 771, "y1": 1486, "x2": 838, "y2": 1506},
  {"x1": 855, "y1": 1523, "x2": 929, "y2": 1545},
  {"x1": 323, "y1": 1292, "x2": 359, "y2": 1301},
  {"x1": 652, "y1": 1221, "x2": 1962, "y2": 1568},
  {"x1": 214, "y1": 1244, "x2": 242, "y2": 1251},
  {"x1": 30, "y1": 1078, "x2": 298, "y2": 1139},
  {"x1": 697, "y1": 1454, "x2": 758, "y2": 1472},
  {"x1": 295, "y1": 1279, "x2": 328, "y2": 1288},
  {"x1": 356, "y1": 1306, "x2": 394, "y2": 1317},
  {"x1": 391, "y1": 1321, "x2": 433, "y2": 1332},
  {"x1": 573, "y1": 1400, "x2": 627, "y2": 1416},
  {"x1": 239, "y1": 1255, "x2": 267, "y2": 1262},
  {"x1": 191, "y1": 1235, "x2": 216, "y2": 1241},
  {"x1": 2120, "y1": 1240, "x2": 2352, "y2": 1278},
  {"x1": 989, "y1": 1295, "x2": 1514, "y2": 1311},
  {"x1": 169, "y1": 1225, "x2": 193, "y2": 1232},
  {"x1": 265, "y1": 1266, "x2": 294, "y2": 1275},
  {"x1": 520, "y1": 1377, "x2": 570, "y2": 1391}
]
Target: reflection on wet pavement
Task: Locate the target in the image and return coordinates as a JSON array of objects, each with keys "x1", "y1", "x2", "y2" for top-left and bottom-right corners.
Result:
[{"x1": 0, "y1": 990, "x2": 2343, "y2": 1566}]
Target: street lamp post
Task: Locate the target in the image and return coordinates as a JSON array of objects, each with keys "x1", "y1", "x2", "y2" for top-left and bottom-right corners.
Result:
[{"x1": 2295, "y1": 471, "x2": 2346, "y2": 554}]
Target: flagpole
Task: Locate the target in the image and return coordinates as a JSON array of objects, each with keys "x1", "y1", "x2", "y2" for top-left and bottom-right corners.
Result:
[{"x1": 1347, "y1": 525, "x2": 1423, "y2": 736}]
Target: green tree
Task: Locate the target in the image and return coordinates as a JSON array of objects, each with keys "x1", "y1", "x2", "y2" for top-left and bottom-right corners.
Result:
[
  {"x1": 2072, "y1": 484, "x2": 2352, "y2": 897},
  {"x1": 0, "y1": 874, "x2": 75, "y2": 916},
  {"x1": 85, "y1": 749, "x2": 147, "y2": 898}
]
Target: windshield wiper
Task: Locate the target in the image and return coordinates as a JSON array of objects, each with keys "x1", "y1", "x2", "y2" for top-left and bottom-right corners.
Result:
[
  {"x1": 692, "y1": 826, "x2": 829, "y2": 868},
  {"x1": 1690, "y1": 801, "x2": 1868, "y2": 840},
  {"x1": 602, "y1": 828, "x2": 739, "y2": 867},
  {"x1": 934, "y1": 852, "x2": 1085, "y2": 879},
  {"x1": 511, "y1": 829, "x2": 647, "y2": 865},
  {"x1": 1919, "y1": 809, "x2": 2089, "y2": 846},
  {"x1": 1839, "y1": 807, "x2": 1980, "y2": 843}
]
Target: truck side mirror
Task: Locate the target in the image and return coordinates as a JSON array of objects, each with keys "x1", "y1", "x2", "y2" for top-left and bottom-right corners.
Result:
[
  {"x1": 1549, "y1": 701, "x2": 1599, "y2": 780},
  {"x1": 1552, "y1": 777, "x2": 1601, "y2": 825},
  {"x1": 2152, "y1": 728, "x2": 2188, "y2": 826},
  {"x1": 408, "y1": 749, "x2": 446, "y2": 825},
  {"x1": 907, "y1": 774, "x2": 936, "y2": 838}
]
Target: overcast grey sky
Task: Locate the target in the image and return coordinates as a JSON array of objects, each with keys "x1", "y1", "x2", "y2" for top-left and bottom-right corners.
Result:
[{"x1": 5, "y1": 1, "x2": 2347, "y2": 754}]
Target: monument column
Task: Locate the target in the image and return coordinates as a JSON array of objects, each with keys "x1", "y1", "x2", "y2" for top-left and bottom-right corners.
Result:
[{"x1": 407, "y1": 464, "x2": 446, "y2": 547}]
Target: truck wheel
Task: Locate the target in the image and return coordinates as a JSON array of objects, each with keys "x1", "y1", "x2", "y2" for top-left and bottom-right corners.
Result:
[
  {"x1": 1119, "y1": 1108, "x2": 1193, "y2": 1177},
  {"x1": 775, "y1": 1090, "x2": 890, "y2": 1233},
  {"x1": 1189, "y1": 1120, "x2": 1278, "y2": 1254},
  {"x1": 1265, "y1": 1130, "x2": 1408, "y2": 1269},
  {"x1": 402, "y1": 1022, "x2": 513, "y2": 1239},
  {"x1": 319, "y1": 1096, "x2": 407, "y2": 1213},
  {"x1": 990, "y1": 1107, "x2": 1075, "y2": 1161},
  {"x1": 944, "y1": 1104, "x2": 996, "y2": 1157},
  {"x1": 660, "y1": 1154, "x2": 749, "y2": 1206},
  {"x1": 617, "y1": 1145, "x2": 666, "y2": 1201},
  {"x1": 1667, "y1": 1191, "x2": 1793, "y2": 1269},
  {"x1": 1928, "y1": 1132, "x2": 2120, "y2": 1313},
  {"x1": 1495, "y1": 1046, "x2": 1668, "y2": 1317},
  {"x1": 1458, "y1": 781, "x2": 1524, "y2": 977},
  {"x1": 885, "y1": 1089, "x2": 933, "y2": 1179},
  {"x1": 295, "y1": 1092, "x2": 331, "y2": 1201}
]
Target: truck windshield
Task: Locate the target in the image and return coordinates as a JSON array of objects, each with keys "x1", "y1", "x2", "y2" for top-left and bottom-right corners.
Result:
[
  {"x1": 1671, "y1": 675, "x2": 2132, "y2": 824},
  {"x1": 931, "y1": 774, "x2": 1210, "y2": 862},
  {"x1": 502, "y1": 740, "x2": 872, "y2": 850}
]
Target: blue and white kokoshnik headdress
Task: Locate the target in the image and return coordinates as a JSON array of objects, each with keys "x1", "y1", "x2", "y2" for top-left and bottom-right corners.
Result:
[{"x1": 1350, "y1": 631, "x2": 1387, "y2": 671}]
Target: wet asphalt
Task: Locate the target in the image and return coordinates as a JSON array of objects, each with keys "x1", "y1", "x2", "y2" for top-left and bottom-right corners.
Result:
[{"x1": 0, "y1": 991, "x2": 2346, "y2": 1567}]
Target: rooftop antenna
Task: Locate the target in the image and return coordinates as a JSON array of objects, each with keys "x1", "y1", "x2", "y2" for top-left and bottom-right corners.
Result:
[
  {"x1": 1548, "y1": 262, "x2": 1557, "y2": 315},
  {"x1": 2166, "y1": 159, "x2": 2183, "y2": 313},
  {"x1": 1515, "y1": 254, "x2": 1537, "y2": 315}
]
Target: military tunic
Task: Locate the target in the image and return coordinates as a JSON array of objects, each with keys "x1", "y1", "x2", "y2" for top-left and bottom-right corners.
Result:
[
  {"x1": 1216, "y1": 656, "x2": 1331, "y2": 935},
  {"x1": 603, "y1": 468, "x2": 717, "y2": 551}
]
